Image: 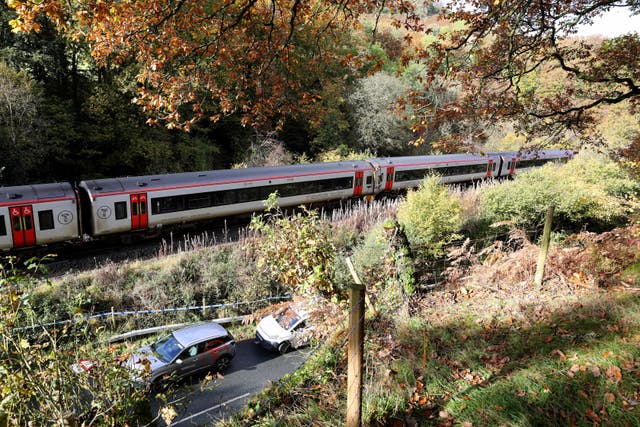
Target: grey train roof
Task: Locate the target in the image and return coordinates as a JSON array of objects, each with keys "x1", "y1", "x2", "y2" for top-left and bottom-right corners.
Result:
[
  {"x1": 369, "y1": 153, "x2": 492, "y2": 166},
  {"x1": 0, "y1": 182, "x2": 76, "y2": 205},
  {"x1": 79, "y1": 160, "x2": 372, "y2": 196}
]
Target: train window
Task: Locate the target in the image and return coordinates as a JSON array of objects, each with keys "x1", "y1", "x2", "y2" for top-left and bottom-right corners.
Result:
[
  {"x1": 518, "y1": 158, "x2": 551, "y2": 168},
  {"x1": 24, "y1": 214, "x2": 32, "y2": 230},
  {"x1": 150, "y1": 176, "x2": 354, "y2": 214},
  {"x1": 237, "y1": 187, "x2": 259, "y2": 203},
  {"x1": 0, "y1": 215, "x2": 5, "y2": 236},
  {"x1": 38, "y1": 210, "x2": 55, "y2": 230},
  {"x1": 115, "y1": 202, "x2": 128, "y2": 220},
  {"x1": 13, "y1": 216, "x2": 21, "y2": 232},
  {"x1": 395, "y1": 163, "x2": 488, "y2": 182},
  {"x1": 220, "y1": 190, "x2": 237, "y2": 205},
  {"x1": 366, "y1": 176, "x2": 373, "y2": 185},
  {"x1": 437, "y1": 164, "x2": 487, "y2": 176},
  {"x1": 187, "y1": 194, "x2": 211, "y2": 209},
  {"x1": 394, "y1": 168, "x2": 428, "y2": 182}
]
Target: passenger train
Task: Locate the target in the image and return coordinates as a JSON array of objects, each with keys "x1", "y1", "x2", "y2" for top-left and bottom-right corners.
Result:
[{"x1": 0, "y1": 150, "x2": 572, "y2": 251}]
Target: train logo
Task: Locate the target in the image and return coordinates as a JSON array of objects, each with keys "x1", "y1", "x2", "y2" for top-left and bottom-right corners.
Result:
[
  {"x1": 97, "y1": 206, "x2": 112, "y2": 219},
  {"x1": 58, "y1": 210, "x2": 73, "y2": 225}
]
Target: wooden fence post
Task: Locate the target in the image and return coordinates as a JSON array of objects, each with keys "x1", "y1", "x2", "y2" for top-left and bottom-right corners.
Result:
[
  {"x1": 534, "y1": 206, "x2": 555, "y2": 287},
  {"x1": 345, "y1": 257, "x2": 365, "y2": 427}
]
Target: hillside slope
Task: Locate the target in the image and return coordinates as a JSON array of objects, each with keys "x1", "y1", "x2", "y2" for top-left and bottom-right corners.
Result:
[{"x1": 226, "y1": 225, "x2": 640, "y2": 426}]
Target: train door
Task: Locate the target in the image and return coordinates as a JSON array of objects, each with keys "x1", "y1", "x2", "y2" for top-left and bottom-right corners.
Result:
[
  {"x1": 509, "y1": 157, "x2": 517, "y2": 175},
  {"x1": 130, "y1": 193, "x2": 148, "y2": 230},
  {"x1": 354, "y1": 171, "x2": 364, "y2": 196},
  {"x1": 384, "y1": 167, "x2": 395, "y2": 191},
  {"x1": 486, "y1": 160, "x2": 494, "y2": 178},
  {"x1": 10, "y1": 205, "x2": 36, "y2": 248}
]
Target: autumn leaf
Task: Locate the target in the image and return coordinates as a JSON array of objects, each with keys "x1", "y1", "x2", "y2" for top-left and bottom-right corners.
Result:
[
  {"x1": 605, "y1": 366, "x2": 622, "y2": 383},
  {"x1": 585, "y1": 408, "x2": 601, "y2": 422},
  {"x1": 160, "y1": 406, "x2": 178, "y2": 425}
]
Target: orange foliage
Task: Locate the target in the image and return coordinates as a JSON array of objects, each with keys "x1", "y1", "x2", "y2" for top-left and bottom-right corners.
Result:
[{"x1": 7, "y1": 0, "x2": 421, "y2": 131}]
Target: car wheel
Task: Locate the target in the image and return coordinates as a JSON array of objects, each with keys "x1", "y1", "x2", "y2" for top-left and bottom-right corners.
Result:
[
  {"x1": 214, "y1": 355, "x2": 232, "y2": 372},
  {"x1": 278, "y1": 341, "x2": 291, "y2": 354},
  {"x1": 150, "y1": 378, "x2": 165, "y2": 394}
]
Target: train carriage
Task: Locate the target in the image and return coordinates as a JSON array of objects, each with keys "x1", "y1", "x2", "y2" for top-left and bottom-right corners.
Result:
[
  {"x1": 0, "y1": 183, "x2": 80, "y2": 250},
  {"x1": 372, "y1": 153, "x2": 501, "y2": 192},
  {"x1": 512, "y1": 150, "x2": 574, "y2": 174},
  {"x1": 78, "y1": 161, "x2": 373, "y2": 237}
]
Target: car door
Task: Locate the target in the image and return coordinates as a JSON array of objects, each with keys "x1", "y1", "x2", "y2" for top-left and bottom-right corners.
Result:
[
  {"x1": 175, "y1": 344, "x2": 200, "y2": 378},
  {"x1": 290, "y1": 320, "x2": 311, "y2": 348},
  {"x1": 199, "y1": 338, "x2": 228, "y2": 369}
]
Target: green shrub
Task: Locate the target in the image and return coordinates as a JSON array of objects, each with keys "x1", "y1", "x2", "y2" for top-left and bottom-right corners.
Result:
[
  {"x1": 334, "y1": 221, "x2": 415, "y2": 312},
  {"x1": 0, "y1": 257, "x2": 150, "y2": 426},
  {"x1": 396, "y1": 175, "x2": 463, "y2": 259},
  {"x1": 249, "y1": 198, "x2": 336, "y2": 297},
  {"x1": 479, "y1": 152, "x2": 639, "y2": 232}
]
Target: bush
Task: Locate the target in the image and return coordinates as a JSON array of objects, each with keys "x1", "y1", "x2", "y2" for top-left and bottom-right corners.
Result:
[
  {"x1": 249, "y1": 197, "x2": 336, "y2": 297},
  {"x1": 479, "y1": 152, "x2": 640, "y2": 232},
  {"x1": 396, "y1": 175, "x2": 463, "y2": 259},
  {"x1": 333, "y1": 221, "x2": 415, "y2": 313},
  {"x1": 0, "y1": 257, "x2": 149, "y2": 426}
]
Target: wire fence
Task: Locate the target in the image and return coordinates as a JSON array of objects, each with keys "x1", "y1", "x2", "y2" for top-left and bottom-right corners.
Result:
[{"x1": 15, "y1": 295, "x2": 291, "y2": 331}]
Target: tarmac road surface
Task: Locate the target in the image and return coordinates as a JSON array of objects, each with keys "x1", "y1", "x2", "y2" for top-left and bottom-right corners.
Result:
[{"x1": 150, "y1": 339, "x2": 312, "y2": 426}]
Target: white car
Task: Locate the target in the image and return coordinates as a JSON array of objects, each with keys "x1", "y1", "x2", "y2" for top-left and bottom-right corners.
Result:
[{"x1": 255, "y1": 303, "x2": 313, "y2": 354}]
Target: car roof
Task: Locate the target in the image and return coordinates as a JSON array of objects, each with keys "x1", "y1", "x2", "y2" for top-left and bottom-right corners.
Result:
[{"x1": 172, "y1": 323, "x2": 229, "y2": 347}]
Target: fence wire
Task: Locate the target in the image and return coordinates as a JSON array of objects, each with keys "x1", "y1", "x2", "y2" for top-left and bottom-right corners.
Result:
[{"x1": 15, "y1": 295, "x2": 291, "y2": 331}]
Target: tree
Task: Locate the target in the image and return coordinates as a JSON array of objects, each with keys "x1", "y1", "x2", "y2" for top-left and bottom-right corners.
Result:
[
  {"x1": 0, "y1": 61, "x2": 40, "y2": 184},
  {"x1": 409, "y1": 0, "x2": 640, "y2": 150},
  {"x1": 7, "y1": 0, "x2": 420, "y2": 132},
  {"x1": 348, "y1": 72, "x2": 415, "y2": 155}
]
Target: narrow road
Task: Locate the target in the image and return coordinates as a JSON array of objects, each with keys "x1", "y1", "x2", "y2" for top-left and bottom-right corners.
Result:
[{"x1": 151, "y1": 339, "x2": 312, "y2": 426}]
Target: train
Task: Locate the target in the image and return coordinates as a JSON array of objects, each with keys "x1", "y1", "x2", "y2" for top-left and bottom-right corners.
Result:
[{"x1": 0, "y1": 149, "x2": 573, "y2": 251}]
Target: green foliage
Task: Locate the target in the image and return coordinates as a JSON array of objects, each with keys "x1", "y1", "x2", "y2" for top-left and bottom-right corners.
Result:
[
  {"x1": 347, "y1": 72, "x2": 414, "y2": 155},
  {"x1": 397, "y1": 175, "x2": 463, "y2": 259},
  {"x1": 334, "y1": 221, "x2": 415, "y2": 313},
  {"x1": 249, "y1": 200, "x2": 336, "y2": 297},
  {"x1": 0, "y1": 256, "x2": 149, "y2": 426},
  {"x1": 314, "y1": 144, "x2": 374, "y2": 162},
  {"x1": 479, "y1": 152, "x2": 640, "y2": 231}
]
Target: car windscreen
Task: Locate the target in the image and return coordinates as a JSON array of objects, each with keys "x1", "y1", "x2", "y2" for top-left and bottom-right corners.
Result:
[
  {"x1": 276, "y1": 308, "x2": 301, "y2": 330},
  {"x1": 152, "y1": 335, "x2": 184, "y2": 363}
]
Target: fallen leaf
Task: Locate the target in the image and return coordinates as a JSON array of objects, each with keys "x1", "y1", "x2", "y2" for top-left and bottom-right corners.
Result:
[
  {"x1": 591, "y1": 366, "x2": 601, "y2": 377},
  {"x1": 606, "y1": 366, "x2": 622, "y2": 383},
  {"x1": 585, "y1": 408, "x2": 601, "y2": 422},
  {"x1": 604, "y1": 392, "x2": 615, "y2": 403},
  {"x1": 439, "y1": 410, "x2": 450, "y2": 419}
]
